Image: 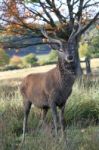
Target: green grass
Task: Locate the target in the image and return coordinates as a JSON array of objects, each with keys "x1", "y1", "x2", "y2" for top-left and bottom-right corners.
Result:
[
  {"x1": 37, "y1": 54, "x2": 49, "y2": 60},
  {"x1": 0, "y1": 78, "x2": 99, "y2": 150}
]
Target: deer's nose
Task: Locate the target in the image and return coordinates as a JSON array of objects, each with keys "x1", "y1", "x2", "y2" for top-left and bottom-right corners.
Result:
[
  {"x1": 68, "y1": 55, "x2": 73, "y2": 60},
  {"x1": 67, "y1": 55, "x2": 74, "y2": 61}
]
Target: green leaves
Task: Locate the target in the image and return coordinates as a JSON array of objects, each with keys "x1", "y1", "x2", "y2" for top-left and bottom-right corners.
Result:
[{"x1": 0, "y1": 48, "x2": 10, "y2": 66}]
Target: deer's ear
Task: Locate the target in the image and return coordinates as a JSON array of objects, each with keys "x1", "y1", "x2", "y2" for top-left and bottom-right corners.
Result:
[{"x1": 49, "y1": 43, "x2": 60, "y2": 50}]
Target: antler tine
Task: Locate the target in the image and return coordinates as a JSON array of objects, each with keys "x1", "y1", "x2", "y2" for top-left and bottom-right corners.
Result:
[
  {"x1": 68, "y1": 28, "x2": 76, "y2": 41},
  {"x1": 40, "y1": 27, "x2": 62, "y2": 45},
  {"x1": 40, "y1": 27, "x2": 49, "y2": 39}
]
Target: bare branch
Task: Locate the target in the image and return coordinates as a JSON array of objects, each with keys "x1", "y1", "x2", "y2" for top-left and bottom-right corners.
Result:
[
  {"x1": 41, "y1": 27, "x2": 62, "y2": 45},
  {"x1": 39, "y1": 0, "x2": 56, "y2": 27},
  {"x1": 1, "y1": 41, "x2": 48, "y2": 49},
  {"x1": 78, "y1": 12, "x2": 99, "y2": 35},
  {"x1": 67, "y1": 0, "x2": 74, "y2": 25},
  {"x1": 68, "y1": 28, "x2": 76, "y2": 41},
  {"x1": 77, "y1": 0, "x2": 84, "y2": 21},
  {"x1": 22, "y1": 3, "x2": 50, "y2": 24},
  {"x1": 72, "y1": 0, "x2": 79, "y2": 5},
  {"x1": 50, "y1": 0, "x2": 66, "y2": 23},
  {"x1": 83, "y1": 1, "x2": 99, "y2": 9}
]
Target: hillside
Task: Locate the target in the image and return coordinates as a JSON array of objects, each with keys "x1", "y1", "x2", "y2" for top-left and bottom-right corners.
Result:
[{"x1": 6, "y1": 44, "x2": 51, "y2": 57}]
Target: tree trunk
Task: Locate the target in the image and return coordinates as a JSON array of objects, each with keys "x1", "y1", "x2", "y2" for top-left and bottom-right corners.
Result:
[
  {"x1": 75, "y1": 41, "x2": 83, "y2": 76},
  {"x1": 76, "y1": 58, "x2": 83, "y2": 76},
  {"x1": 85, "y1": 57, "x2": 91, "y2": 75}
]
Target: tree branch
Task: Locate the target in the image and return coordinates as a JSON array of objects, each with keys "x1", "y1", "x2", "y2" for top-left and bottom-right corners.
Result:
[
  {"x1": 22, "y1": 2, "x2": 50, "y2": 24},
  {"x1": 39, "y1": 0, "x2": 56, "y2": 27},
  {"x1": 1, "y1": 41, "x2": 49, "y2": 49},
  {"x1": 80, "y1": 12, "x2": 99, "y2": 35},
  {"x1": 67, "y1": 0, "x2": 74, "y2": 25},
  {"x1": 77, "y1": 0, "x2": 84, "y2": 21},
  {"x1": 83, "y1": 1, "x2": 99, "y2": 9},
  {"x1": 46, "y1": 0, "x2": 66, "y2": 23}
]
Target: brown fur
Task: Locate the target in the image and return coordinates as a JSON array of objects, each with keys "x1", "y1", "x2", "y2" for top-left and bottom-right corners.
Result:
[
  {"x1": 21, "y1": 67, "x2": 61, "y2": 107},
  {"x1": 20, "y1": 40, "x2": 77, "y2": 140}
]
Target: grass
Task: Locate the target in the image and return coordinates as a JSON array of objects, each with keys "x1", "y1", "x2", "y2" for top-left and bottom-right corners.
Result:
[
  {"x1": 0, "y1": 64, "x2": 55, "y2": 80},
  {"x1": 0, "y1": 78, "x2": 99, "y2": 150},
  {"x1": 0, "y1": 57, "x2": 99, "y2": 80}
]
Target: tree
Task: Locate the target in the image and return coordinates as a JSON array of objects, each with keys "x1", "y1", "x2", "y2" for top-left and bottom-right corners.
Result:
[
  {"x1": 0, "y1": 48, "x2": 10, "y2": 66},
  {"x1": 0, "y1": 0, "x2": 99, "y2": 74},
  {"x1": 79, "y1": 43, "x2": 90, "y2": 58},
  {"x1": 79, "y1": 27, "x2": 99, "y2": 58},
  {"x1": 23, "y1": 53, "x2": 38, "y2": 67},
  {"x1": 89, "y1": 35, "x2": 99, "y2": 58}
]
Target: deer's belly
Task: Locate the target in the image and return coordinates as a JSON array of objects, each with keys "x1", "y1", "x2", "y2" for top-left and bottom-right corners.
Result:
[{"x1": 31, "y1": 92, "x2": 49, "y2": 108}]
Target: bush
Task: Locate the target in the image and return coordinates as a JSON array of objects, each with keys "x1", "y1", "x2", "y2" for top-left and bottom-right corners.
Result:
[
  {"x1": 22, "y1": 53, "x2": 38, "y2": 67},
  {"x1": 0, "y1": 79, "x2": 99, "y2": 150},
  {"x1": 38, "y1": 50, "x2": 57, "y2": 66},
  {"x1": 3, "y1": 65, "x2": 21, "y2": 71},
  {"x1": 65, "y1": 79, "x2": 99, "y2": 126},
  {"x1": 0, "y1": 48, "x2": 10, "y2": 66},
  {"x1": 10, "y1": 55, "x2": 23, "y2": 66},
  {"x1": 79, "y1": 43, "x2": 90, "y2": 58},
  {"x1": 39, "y1": 59, "x2": 56, "y2": 66},
  {"x1": 48, "y1": 50, "x2": 58, "y2": 62}
]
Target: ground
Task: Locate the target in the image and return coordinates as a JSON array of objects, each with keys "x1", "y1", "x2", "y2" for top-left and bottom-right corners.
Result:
[
  {"x1": 0, "y1": 58, "x2": 99, "y2": 80},
  {"x1": 0, "y1": 59, "x2": 99, "y2": 150}
]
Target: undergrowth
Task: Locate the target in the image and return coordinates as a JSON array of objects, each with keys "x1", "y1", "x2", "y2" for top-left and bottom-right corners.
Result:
[{"x1": 0, "y1": 78, "x2": 99, "y2": 150}]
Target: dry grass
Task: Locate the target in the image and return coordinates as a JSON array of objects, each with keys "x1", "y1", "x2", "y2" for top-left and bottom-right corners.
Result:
[
  {"x1": 0, "y1": 64, "x2": 55, "y2": 80},
  {"x1": 0, "y1": 58, "x2": 99, "y2": 81},
  {"x1": 0, "y1": 79, "x2": 99, "y2": 150},
  {"x1": 81, "y1": 58, "x2": 99, "y2": 68}
]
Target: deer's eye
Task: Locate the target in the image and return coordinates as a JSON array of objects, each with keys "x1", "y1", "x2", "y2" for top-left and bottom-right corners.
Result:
[
  {"x1": 59, "y1": 48, "x2": 63, "y2": 52},
  {"x1": 50, "y1": 43, "x2": 60, "y2": 50}
]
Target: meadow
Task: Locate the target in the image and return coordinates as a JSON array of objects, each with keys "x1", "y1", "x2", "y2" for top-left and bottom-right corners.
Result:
[{"x1": 0, "y1": 64, "x2": 99, "y2": 150}]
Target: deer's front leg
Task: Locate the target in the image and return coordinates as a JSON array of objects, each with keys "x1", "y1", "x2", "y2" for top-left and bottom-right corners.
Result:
[
  {"x1": 59, "y1": 105, "x2": 65, "y2": 138},
  {"x1": 51, "y1": 103, "x2": 58, "y2": 136}
]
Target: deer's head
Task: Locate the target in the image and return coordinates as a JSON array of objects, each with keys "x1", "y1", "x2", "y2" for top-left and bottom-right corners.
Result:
[{"x1": 41, "y1": 29, "x2": 77, "y2": 64}]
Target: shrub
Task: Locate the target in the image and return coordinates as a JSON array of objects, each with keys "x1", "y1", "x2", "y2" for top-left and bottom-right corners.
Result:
[
  {"x1": 79, "y1": 43, "x2": 90, "y2": 58},
  {"x1": 10, "y1": 55, "x2": 23, "y2": 66},
  {"x1": 0, "y1": 79, "x2": 99, "y2": 149},
  {"x1": 48, "y1": 50, "x2": 58, "y2": 62},
  {"x1": 0, "y1": 48, "x2": 10, "y2": 66},
  {"x1": 39, "y1": 59, "x2": 56, "y2": 66},
  {"x1": 22, "y1": 53, "x2": 38, "y2": 67},
  {"x1": 65, "y1": 79, "x2": 99, "y2": 126},
  {"x1": 38, "y1": 59, "x2": 48, "y2": 66},
  {"x1": 38, "y1": 50, "x2": 57, "y2": 66},
  {"x1": 3, "y1": 65, "x2": 21, "y2": 71}
]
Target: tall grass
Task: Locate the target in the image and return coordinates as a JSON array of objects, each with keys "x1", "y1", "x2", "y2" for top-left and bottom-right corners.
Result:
[{"x1": 0, "y1": 78, "x2": 99, "y2": 150}]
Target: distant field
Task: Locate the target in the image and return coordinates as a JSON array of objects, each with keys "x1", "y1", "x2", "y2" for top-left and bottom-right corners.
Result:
[
  {"x1": 0, "y1": 57, "x2": 99, "y2": 150},
  {"x1": 0, "y1": 64, "x2": 55, "y2": 80},
  {"x1": 0, "y1": 58, "x2": 99, "y2": 80},
  {"x1": 37, "y1": 54, "x2": 49, "y2": 60},
  {"x1": 81, "y1": 58, "x2": 99, "y2": 69}
]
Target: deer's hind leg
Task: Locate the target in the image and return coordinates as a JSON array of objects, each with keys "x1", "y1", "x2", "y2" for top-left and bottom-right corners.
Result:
[
  {"x1": 39, "y1": 107, "x2": 48, "y2": 128},
  {"x1": 22, "y1": 100, "x2": 31, "y2": 142}
]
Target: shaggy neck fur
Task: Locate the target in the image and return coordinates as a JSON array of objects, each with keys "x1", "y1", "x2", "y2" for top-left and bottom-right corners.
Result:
[{"x1": 57, "y1": 57, "x2": 76, "y2": 87}]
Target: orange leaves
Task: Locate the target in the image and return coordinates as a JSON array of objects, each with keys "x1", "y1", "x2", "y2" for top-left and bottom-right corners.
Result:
[
  {"x1": 10, "y1": 55, "x2": 22, "y2": 66},
  {"x1": 96, "y1": 25, "x2": 99, "y2": 30},
  {"x1": 5, "y1": 0, "x2": 19, "y2": 18}
]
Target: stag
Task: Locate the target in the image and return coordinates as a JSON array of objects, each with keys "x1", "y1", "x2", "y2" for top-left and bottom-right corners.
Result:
[{"x1": 20, "y1": 29, "x2": 77, "y2": 141}]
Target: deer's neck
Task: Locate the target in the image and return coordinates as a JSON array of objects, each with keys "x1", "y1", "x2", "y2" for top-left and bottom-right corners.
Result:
[{"x1": 57, "y1": 57, "x2": 76, "y2": 84}]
